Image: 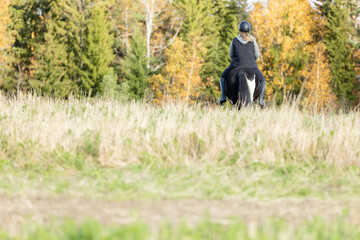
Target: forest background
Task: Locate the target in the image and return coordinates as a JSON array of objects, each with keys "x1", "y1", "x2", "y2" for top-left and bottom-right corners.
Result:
[{"x1": 0, "y1": 0, "x2": 359, "y2": 110}]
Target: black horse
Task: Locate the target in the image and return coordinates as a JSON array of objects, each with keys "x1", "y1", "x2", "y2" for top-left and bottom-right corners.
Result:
[{"x1": 224, "y1": 67, "x2": 264, "y2": 109}]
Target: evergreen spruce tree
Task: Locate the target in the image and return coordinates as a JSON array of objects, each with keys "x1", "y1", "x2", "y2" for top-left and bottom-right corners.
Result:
[
  {"x1": 202, "y1": 0, "x2": 232, "y2": 82},
  {"x1": 347, "y1": 0, "x2": 360, "y2": 104},
  {"x1": 30, "y1": 18, "x2": 76, "y2": 97},
  {"x1": 81, "y1": 5, "x2": 115, "y2": 95},
  {"x1": 122, "y1": 31, "x2": 149, "y2": 99},
  {"x1": 36, "y1": 0, "x2": 116, "y2": 96},
  {"x1": 48, "y1": 0, "x2": 90, "y2": 89},
  {"x1": 317, "y1": 0, "x2": 357, "y2": 104},
  {"x1": 5, "y1": 0, "x2": 52, "y2": 93}
]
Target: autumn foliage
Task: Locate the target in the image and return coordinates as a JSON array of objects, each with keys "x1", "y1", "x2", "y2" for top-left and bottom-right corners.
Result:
[
  {"x1": 250, "y1": 0, "x2": 313, "y2": 101},
  {"x1": 249, "y1": 0, "x2": 358, "y2": 110},
  {"x1": 0, "y1": 0, "x2": 11, "y2": 66},
  {"x1": 304, "y1": 43, "x2": 336, "y2": 111},
  {"x1": 150, "y1": 38, "x2": 205, "y2": 104},
  {"x1": 0, "y1": 0, "x2": 358, "y2": 110}
]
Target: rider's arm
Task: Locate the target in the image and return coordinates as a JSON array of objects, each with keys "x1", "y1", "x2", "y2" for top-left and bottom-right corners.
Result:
[{"x1": 254, "y1": 40, "x2": 260, "y2": 60}]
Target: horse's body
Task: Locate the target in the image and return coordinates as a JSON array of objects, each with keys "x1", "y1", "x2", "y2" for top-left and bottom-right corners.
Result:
[{"x1": 224, "y1": 67, "x2": 264, "y2": 109}]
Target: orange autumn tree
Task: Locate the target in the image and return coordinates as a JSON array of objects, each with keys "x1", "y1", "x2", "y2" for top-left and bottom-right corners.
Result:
[
  {"x1": 303, "y1": 43, "x2": 336, "y2": 111},
  {"x1": 0, "y1": 0, "x2": 12, "y2": 83},
  {"x1": 250, "y1": 0, "x2": 313, "y2": 103}
]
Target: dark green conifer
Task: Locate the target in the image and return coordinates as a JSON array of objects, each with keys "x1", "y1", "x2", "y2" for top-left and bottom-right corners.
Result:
[
  {"x1": 4, "y1": 0, "x2": 52, "y2": 93},
  {"x1": 316, "y1": 0, "x2": 357, "y2": 104},
  {"x1": 122, "y1": 31, "x2": 149, "y2": 100},
  {"x1": 30, "y1": 18, "x2": 77, "y2": 98},
  {"x1": 81, "y1": 5, "x2": 115, "y2": 95}
]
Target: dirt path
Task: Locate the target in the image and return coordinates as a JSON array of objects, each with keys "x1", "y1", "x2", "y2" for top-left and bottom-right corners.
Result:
[{"x1": 1, "y1": 194, "x2": 360, "y2": 235}]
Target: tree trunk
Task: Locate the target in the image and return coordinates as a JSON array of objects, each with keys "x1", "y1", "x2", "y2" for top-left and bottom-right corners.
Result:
[
  {"x1": 16, "y1": 63, "x2": 22, "y2": 95},
  {"x1": 125, "y1": 6, "x2": 130, "y2": 53},
  {"x1": 316, "y1": 56, "x2": 320, "y2": 111},
  {"x1": 144, "y1": 0, "x2": 154, "y2": 70},
  {"x1": 186, "y1": 50, "x2": 196, "y2": 104}
]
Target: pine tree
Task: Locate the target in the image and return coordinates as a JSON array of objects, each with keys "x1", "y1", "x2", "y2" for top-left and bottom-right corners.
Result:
[
  {"x1": 32, "y1": 0, "x2": 116, "y2": 96},
  {"x1": 122, "y1": 31, "x2": 149, "y2": 99},
  {"x1": 326, "y1": 0, "x2": 356, "y2": 103},
  {"x1": 29, "y1": 18, "x2": 76, "y2": 97},
  {"x1": 48, "y1": 0, "x2": 90, "y2": 88},
  {"x1": 316, "y1": 0, "x2": 357, "y2": 104},
  {"x1": 81, "y1": 5, "x2": 115, "y2": 95},
  {"x1": 201, "y1": 0, "x2": 236, "y2": 82},
  {"x1": 347, "y1": 0, "x2": 360, "y2": 105},
  {"x1": 5, "y1": 0, "x2": 52, "y2": 93}
]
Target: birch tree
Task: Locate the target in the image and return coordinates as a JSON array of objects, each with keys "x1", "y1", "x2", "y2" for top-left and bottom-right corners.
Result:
[
  {"x1": 140, "y1": 0, "x2": 181, "y2": 71},
  {"x1": 141, "y1": 0, "x2": 160, "y2": 69}
]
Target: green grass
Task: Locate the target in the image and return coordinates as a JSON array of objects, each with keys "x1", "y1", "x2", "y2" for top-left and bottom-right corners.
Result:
[
  {"x1": 2, "y1": 216, "x2": 360, "y2": 240},
  {"x1": 2, "y1": 158, "x2": 360, "y2": 200}
]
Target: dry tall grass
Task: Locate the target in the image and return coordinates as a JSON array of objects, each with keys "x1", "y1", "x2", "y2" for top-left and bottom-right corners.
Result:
[{"x1": 0, "y1": 94, "x2": 359, "y2": 168}]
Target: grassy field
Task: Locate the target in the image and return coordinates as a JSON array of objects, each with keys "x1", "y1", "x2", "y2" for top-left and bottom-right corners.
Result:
[{"x1": 0, "y1": 94, "x2": 360, "y2": 239}]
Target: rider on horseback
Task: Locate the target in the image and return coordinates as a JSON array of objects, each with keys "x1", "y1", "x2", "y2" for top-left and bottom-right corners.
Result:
[{"x1": 216, "y1": 21, "x2": 266, "y2": 107}]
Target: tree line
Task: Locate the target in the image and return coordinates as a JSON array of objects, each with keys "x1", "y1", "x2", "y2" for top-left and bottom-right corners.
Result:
[{"x1": 0, "y1": 0, "x2": 359, "y2": 109}]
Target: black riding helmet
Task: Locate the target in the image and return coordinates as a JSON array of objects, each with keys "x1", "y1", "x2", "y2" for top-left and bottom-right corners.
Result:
[{"x1": 239, "y1": 21, "x2": 251, "y2": 32}]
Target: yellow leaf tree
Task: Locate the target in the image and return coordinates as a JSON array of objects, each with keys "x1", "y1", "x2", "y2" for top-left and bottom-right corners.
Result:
[
  {"x1": 0, "y1": 0, "x2": 12, "y2": 84},
  {"x1": 150, "y1": 0, "x2": 214, "y2": 104},
  {"x1": 250, "y1": 0, "x2": 313, "y2": 103},
  {"x1": 303, "y1": 43, "x2": 336, "y2": 111},
  {"x1": 149, "y1": 37, "x2": 204, "y2": 104}
]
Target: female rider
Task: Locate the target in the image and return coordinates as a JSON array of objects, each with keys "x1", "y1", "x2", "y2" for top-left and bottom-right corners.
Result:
[{"x1": 216, "y1": 21, "x2": 266, "y2": 107}]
